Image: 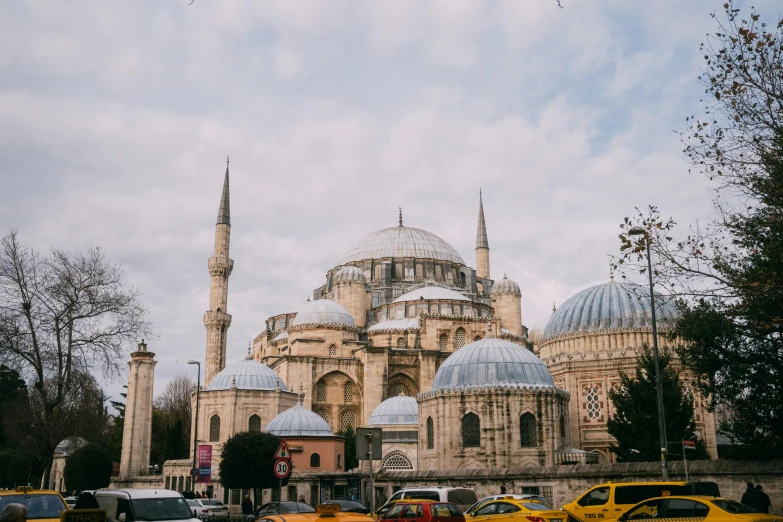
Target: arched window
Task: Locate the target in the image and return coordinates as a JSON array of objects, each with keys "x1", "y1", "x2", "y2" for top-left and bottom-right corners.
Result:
[
  {"x1": 374, "y1": 265, "x2": 381, "y2": 281},
  {"x1": 397, "y1": 337, "x2": 406, "y2": 349},
  {"x1": 340, "y1": 410, "x2": 356, "y2": 431},
  {"x1": 462, "y1": 413, "x2": 480, "y2": 448},
  {"x1": 337, "y1": 454, "x2": 341, "y2": 469},
  {"x1": 328, "y1": 344, "x2": 337, "y2": 357},
  {"x1": 474, "y1": 335, "x2": 482, "y2": 342},
  {"x1": 209, "y1": 415, "x2": 220, "y2": 442},
  {"x1": 381, "y1": 451, "x2": 413, "y2": 470},
  {"x1": 439, "y1": 334, "x2": 448, "y2": 350},
  {"x1": 343, "y1": 381, "x2": 354, "y2": 403},
  {"x1": 519, "y1": 413, "x2": 537, "y2": 447},
  {"x1": 248, "y1": 414, "x2": 261, "y2": 432},
  {"x1": 455, "y1": 328, "x2": 466, "y2": 349},
  {"x1": 390, "y1": 383, "x2": 408, "y2": 396},
  {"x1": 316, "y1": 381, "x2": 326, "y2": 402},
  {"x1": 315, "y1": 408, "x2": 330, "y2": 423},
  {"x1": 585, "y1": 387, "x2": 601, "y2": 419},
  {"x1": 560, "y1": 414, "x2": 566, "y2": 441},
  {"x1": 426, "y1": 417, "x2": 434, "y2": 449},
  {"x1": 310, "y1": 453, "x2": 321, "y2": 468}
]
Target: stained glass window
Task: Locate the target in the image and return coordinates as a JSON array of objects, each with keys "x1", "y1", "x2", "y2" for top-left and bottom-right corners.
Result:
[
  {"x1": 462, "y1": 413, "x2": 480, "y2": 448},
  {"x1": 520, "y1": 413, "x2": 537, "y2": 447}
]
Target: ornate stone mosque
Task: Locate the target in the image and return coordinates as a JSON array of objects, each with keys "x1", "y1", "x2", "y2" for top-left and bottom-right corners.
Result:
[{"x1": 107, "y1": 161, "x2": 718, "y2": 504}]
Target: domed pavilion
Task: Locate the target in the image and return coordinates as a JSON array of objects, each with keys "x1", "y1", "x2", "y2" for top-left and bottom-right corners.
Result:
[
  {"x1": 537, "y1": 275, "x2": 718, "y2": 461},
  {"x1": 366, "y1": 394, "x2": 419, "y2": 471},
  {"x1": 417, "y1": 338, "x2": 569, "y2": 470}
]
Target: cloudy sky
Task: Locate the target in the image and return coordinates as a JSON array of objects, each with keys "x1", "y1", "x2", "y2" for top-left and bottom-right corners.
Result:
[{"x1": 1, "y1": 0, "x2": 773, "y2": 399}]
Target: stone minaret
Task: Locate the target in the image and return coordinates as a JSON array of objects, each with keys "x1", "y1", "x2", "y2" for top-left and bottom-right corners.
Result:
[
  {"x1": 333, "y1": 266, "x2": 368, "y2": 328},
  {"x1": 119, "y1": 340, "x2": 156, "y2": 479},
  {"x1": 476, "y1": 190, "x2": 490, "y2": 279},
  {"x1": 204, "y1": 159, "x2": 234, "y2": 386}
]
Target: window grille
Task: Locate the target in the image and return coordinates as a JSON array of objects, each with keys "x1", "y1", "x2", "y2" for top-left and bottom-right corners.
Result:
[
  {"x1": 408, "y1": 305, "x2": 415, "y2": 317},
  {"x1": 374, "y1": 265, "x2": 382, "y2": 281},
  {"x1": 230, "y1": 489, "x2": 240, "y2": 505},
  {"x1": 209, "y1": 415, "x2": 220, "y2": 441},
  {"x1": 381, "y1": 451, "x2": 413, "y2": 470},
  {"x1": 454, "y1": 305, "x2": 461, "y2": 316},
  {"x1": 439, "y1": 334, "x2": 447, "y2": 350},
  {"x1": 310, "y1": 453, "x2": 321, "y2": 467},
  {"x1": 462, "y1": 413, "x2": 480, "y2": 448},
  {"x1": 586, "y1": 387, "x2": 601, "y2": 419},
  {"x1": 344, "y1": 381, "x2": 354, "y2": 402},
  {"x1": 316, "y1": 381, "x2": 326, "y2": 402},
  {"x1": 430, "y1": 304, "x2": 438, "y2": 314},
  {"x1": 397, "y1": 337, "x2": 406, "y2": 349},
  {"x1": 435, "y1": 265, "x2": 442, "y2": 281},
  {"x1": 329, "y1": 344, "x2": 337, "y2": 356},
  {"x1": 340, "y1": 409, "x2": 356, "y2": 431},
  {"x1": 519, "y1": 413, "x2": 537, "y2": 447},
  {"x1": 391, "y1": 383, "x2": 409, "y2": 396},
  {"x1": 316, "y1": 409, "x2": 330, "y2": 423},
  {"x1": 249, "y1": 414, "x2": 261, "y2": 432},
  {"x1": 455, "y1": 328, "x2": 466, "y2": 348},
  {"x1": 395, "y1": 263, "x2": 402, "y2": 280},
  {"x1": 186, "y1": 477, "x2": 192, "y2": 492},
  {"x1": 415, "y1": 264, "x2": 423, "y2": 281},
  {"x1": 426, "y1": 417, "x2": 434, "y2": 449},
  {"x1": 165, "y1": 476, "x2": 171, "y2": 489}
]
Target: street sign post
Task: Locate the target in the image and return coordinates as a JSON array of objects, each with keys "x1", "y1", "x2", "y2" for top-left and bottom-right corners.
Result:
[
  {"x1": 356, "y1": 428, "x2": 382, "y2": 514},
  {"x1": 682, "y1": 440, "x2": 696, "y2": 481},
  {"x1": 274, "y1": 459, "x2": 291, "y2": 479}
]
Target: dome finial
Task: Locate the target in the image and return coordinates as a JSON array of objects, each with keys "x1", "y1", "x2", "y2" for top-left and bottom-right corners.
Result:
[
  {"x1": 552, "y1": 302, "x2": 557, "y2": 313},
  {"x1": 398, "y1": 207, "x2": 403, "y2": 227},
  {"x1": 609, "y1": 262, "x2": 615, "y2": 281},
  {"x1": 298, "y1": 383, "x2": 304, "y2": 405},
  {"x1": 246, "y1": 340, "x2": 252, "y2": 360}
]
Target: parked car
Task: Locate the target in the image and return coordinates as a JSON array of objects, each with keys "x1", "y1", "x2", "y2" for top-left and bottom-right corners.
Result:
[
  {"x1": 467, "y1": 498, "x2": 565, "y2": 522},
  {"x1": 465, "y1": 495, "x2": 552, "y2": 515},
  {"x1": 64, "y1": 496, "x2": 78, "y2": 509},
  {"x1": 329, "y1": 501, "x2": 370, "y2": 514},
  {"x1": 186, "y1": 500, "x2": 200, "y2": 517},
  {"x1": 0, "y1": 486, "x2": 68, "y2": 522},
  {"x1": 192, "y1": 499, "x2": 229, "y2": 515},
  {"x1": 619, "y1": 496, "x2": 776, "y2": 522},
  {"x1": 254, "y1": 502, "x2": 316, "y2": 516},
  {"x1": 94, "y1": 488, "x2": 199, "y2": 522},
  {"x1": 380, "y1": 487, "x2": 477, "y2": 512},
  {"x1": 380, "y1": 500, "x2": 464, "y2": 522}
]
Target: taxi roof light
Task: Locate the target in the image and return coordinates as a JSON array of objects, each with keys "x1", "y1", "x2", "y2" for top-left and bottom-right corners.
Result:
[{"x1": 16, "y1": 486, "x2": 34, "y2": 493}]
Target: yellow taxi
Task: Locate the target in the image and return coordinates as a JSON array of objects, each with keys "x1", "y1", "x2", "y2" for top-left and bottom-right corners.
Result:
[
  {"x1": 619, "y1": 495, "x2": 781, "y2": 522},
  {"x1": 257, "y1": 503, "x2": 375, "y2": 522},
  {"x1": 467, "y1": 497, "x2": 565, "y2": 522},
  {"x1": 0, "y1": 486, "x2": 68, "y2": 522}
]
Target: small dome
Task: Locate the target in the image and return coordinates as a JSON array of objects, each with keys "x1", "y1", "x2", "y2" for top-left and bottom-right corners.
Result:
[
  {"x1": 393, "y1": 286, "x2": 470, "y2": 303},
  {"x1": 542, "y1": 280, "x2": 678, "y2": 340},
  {"x1": 334, "y1": 266, "x2": 366, "y2": 284},
  {"x1": 368, "y1": 395, "x2": 418, "y2": 425},
  {"x1": 266, "y1": 403, "x2": 334, "y2": 437},
  {"x1": 527, "y1": 320, "x2": 548, "y2": 342},
  {"x1": 292, "y1": 299, "x2": 355, "y2": 328},
  {"x1": 208, "y1": 359, "x2": 287, "y2": 391},
  {"x1": 491, "y1": 275, "x2": 521, "y2": 297},
  {"x1": 431, "y1": 338, "x2": 555, "y2": 391},
  {"x1": 55, "y1": 436, "x2": 88, "y2": 456},
  {"x1": 340, "y1": 226, "x2": 465, "y2": 265}
]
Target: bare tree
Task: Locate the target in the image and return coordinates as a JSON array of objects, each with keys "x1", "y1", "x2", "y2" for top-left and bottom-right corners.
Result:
[
  {"x1": 154, "y1": 374, "x2": 193, "y2": 420},
  {"x1": 0, "y1": 230, "x2": 151, "y2": 485}
]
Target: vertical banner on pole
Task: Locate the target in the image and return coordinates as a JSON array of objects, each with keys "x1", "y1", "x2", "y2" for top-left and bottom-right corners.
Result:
[{"x1": 197, "y1": 445, "x2": 212, "y2": 483}]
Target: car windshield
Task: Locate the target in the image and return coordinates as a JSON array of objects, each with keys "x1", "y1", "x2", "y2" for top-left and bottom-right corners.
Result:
[
  {"x1": 130, "y1": 498, "x2": 193, "y2": 521},
  {"x1": 711, "y1": 500, "x2": 758, "y2": 514},
  {"x1": 0, "y1": 494, "x2": 67, "y2": 520}
]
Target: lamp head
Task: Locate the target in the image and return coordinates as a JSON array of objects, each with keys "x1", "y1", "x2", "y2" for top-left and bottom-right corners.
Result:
[
  {"x1": 628, "y1": 226, "x2": 647, "y2": 236},
  {"x1": 187, "y1": 360, "x2": 200, "y2": 365}
]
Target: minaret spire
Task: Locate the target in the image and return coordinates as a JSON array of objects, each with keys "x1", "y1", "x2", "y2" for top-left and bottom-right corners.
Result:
[
  {"x1": 204, "y1": 158, "x2": 234, "y2": 386},
  {"x1": 475, "y1": 190, "x2": 490, "y2": 279}
]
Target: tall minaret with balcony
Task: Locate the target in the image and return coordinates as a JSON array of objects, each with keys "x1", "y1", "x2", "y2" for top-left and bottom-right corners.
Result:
[
  {"x1": 476, "y1": 190, "x2": 490, "y2": 280},
  {"x1": 204, "y1": 158, "x2": 234, "y2": 386}
]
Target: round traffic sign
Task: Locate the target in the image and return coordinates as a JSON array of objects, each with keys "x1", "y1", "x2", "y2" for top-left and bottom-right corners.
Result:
[{"x1": 274, "y1": 459, "x2": 290, "y2": 479}]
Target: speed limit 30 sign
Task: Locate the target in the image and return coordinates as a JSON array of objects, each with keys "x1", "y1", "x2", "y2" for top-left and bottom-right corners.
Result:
[{"x1": 274, "y1": 458, "x2": 291, "y2": 479}]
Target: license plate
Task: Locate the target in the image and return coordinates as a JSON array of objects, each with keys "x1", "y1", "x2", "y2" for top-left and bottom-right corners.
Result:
[{"x1": 550, "y1": 519, "x2": 564, "y2": 522}]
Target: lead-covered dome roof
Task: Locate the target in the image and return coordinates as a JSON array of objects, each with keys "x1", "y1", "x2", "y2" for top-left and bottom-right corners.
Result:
[
  {"x1": 393, "y1": 286, "x2": 470, "y2": 303},
  {"x1": 340, "y1": 226, "x2": 465, "y2": 265},
  {"x1": 334, "y1": 265, "x2": 366, "y2": 283},
  {"x1": 265, "y1": 402, "x2": 335, "y2": 437},
  {"x1": 208, "y1": 359, "x2": 287, "y2": 391},
  {"x1": 542, "y1": 280, "x2": 678, "y2": 340},
  {"x1": 292, "y1": 299, "x2": 355, "y2": 327},
  {"x1": 491, "y1": 275, "x2": 521, "y2": 297},
  {"x1": 431, "y1": 338, "x2": 555, "y2": 391},
  {"x1": 368, "y1": 395, "x2": 418, "y2": 425}
]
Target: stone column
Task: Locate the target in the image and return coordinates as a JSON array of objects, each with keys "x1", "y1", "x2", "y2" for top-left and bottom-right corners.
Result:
[{"x1": 119, "y1": 340, "x2": 156, "y2": 480}]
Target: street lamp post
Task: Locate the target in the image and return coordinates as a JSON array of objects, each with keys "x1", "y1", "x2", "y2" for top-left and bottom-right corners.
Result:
[
  {"x1": 629, "y1": 226, "x2": 669, "y2": 480},
  {"x1": 188, "y1": 361, "x2": 201, "y2": 474}
]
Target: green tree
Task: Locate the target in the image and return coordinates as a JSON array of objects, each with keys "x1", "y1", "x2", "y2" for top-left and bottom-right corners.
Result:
[
  {"x1": 219, "y1": 431, "x2": 285, "y2": 491},
  {"x1": 337, "y1": 426, "x2": 358, "y2": 471},
  {"x1": 64, "y1": 443, "x2": 113, "y2": 491},
  {"x1": 608, "y1": 347, "x2": 709, "y2": 462},
  {"x1": 0, "y1": 365, "x2": 26, "y2": 446},
  {"x1": 615, "y1": 2, "x2": 783, "y2": 458}
]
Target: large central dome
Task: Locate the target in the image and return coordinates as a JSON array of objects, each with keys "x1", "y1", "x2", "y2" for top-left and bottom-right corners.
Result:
[{"x1": 340, "y1": 226, "x2": 465, "y2": 265}]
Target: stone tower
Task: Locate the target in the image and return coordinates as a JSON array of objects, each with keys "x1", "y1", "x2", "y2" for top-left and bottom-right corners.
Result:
[
  {"x1": 476, "y1": 190, "x2": 490, "y2": 280},
  {"x1": 119, "y1": 340, "x2": 156, "y2": 479},
  {"x1": 333, "y1": 265, "x2": 368, "y2": 328},
  {"x1": 204, "y1": 159, "x2": 234, "y2": 386},
  {"x1": 491, "y1": 275, "x2": 523, "y2": 336}
]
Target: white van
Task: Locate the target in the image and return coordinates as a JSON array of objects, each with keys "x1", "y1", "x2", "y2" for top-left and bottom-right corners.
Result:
[
  {"x1": 94, "y1": 489, "x2": 200, "y2": 522},
  {"x1": 381, "y1": 487, "x2": 478, "y2": 512}
]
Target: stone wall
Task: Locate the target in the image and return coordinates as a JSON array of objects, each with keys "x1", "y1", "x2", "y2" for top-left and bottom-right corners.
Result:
[{"x1": 373, "y1": 460, "x2": 783, "y2": 515}]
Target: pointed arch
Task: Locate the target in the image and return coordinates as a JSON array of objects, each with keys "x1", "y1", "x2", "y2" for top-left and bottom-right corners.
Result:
[
  {"x1": 462, "y1": 413, "x2": 480, "y2": 448},
  {"x1": 519, "y1": 413, "x2": 537, "y2": 447},
  {"x1": 248, "y1": 414, "x2": 261, "y2": 432},
  {"x1": 209, "y1": 415, "x2": 220, "y2": 442}
]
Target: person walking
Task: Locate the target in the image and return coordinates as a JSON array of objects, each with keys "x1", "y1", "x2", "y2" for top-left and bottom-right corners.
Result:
[
  {"x1": 241, "y1": 495, "x2": 253, "y2": 516},
  {"x1": 755, "y1": 485, "x2": 771, "y2": 514},
  {"x1": 742, "y1": 483, "x2": 759, "y2": 509}
]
